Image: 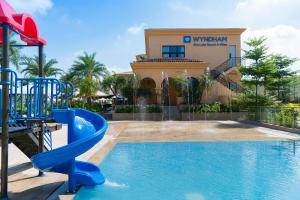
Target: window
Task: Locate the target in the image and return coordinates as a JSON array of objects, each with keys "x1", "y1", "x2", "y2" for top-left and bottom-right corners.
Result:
[
  {"x1": 229, "y1": 81, "x2": 237, "y2": 91},
  {"x1": 162, "y1": 45, "x2": 185, "y2": 58}
]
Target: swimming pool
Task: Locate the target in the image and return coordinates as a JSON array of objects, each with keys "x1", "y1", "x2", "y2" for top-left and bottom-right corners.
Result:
[{"x1": 75, "y1": 141, "x2": 300, "y2": 200}]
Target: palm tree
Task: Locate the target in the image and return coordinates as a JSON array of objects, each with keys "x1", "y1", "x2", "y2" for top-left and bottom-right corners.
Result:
[
  {"x1": 20, "y1": 55, "x2": 64, "y2": 78},
  {"x1": 79, "y1": 77, "x2": 99, "y2": 106},
  {"x1": 66, "y1": 52, "x2": 108, "y2": 83},
  {"x1": 10, "y1": 40, "x2": 23, "y2": 69},
  {"x1": 0, "y1": 40, "x2": 23, "y2": 69},
  {"x1": 62, "y1": 52, "x2": 108, "y2": 107}
]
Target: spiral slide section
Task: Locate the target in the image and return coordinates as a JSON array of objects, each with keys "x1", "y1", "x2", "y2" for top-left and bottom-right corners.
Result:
[{"x1": 31, "y1": 108, "x2": 108, "y2": 192}]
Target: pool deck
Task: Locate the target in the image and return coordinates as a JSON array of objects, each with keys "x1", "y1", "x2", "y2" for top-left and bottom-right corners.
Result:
[
  {"x1": 117, "y1": 121, "x2": 299, "y2": 142},
  {"x1": 1, "y1": 120, "x2": 300, "y2": 200}
]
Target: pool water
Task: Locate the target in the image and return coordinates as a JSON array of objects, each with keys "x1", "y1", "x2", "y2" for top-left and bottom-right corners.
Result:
[{"x1": 75, "y1": 141, "x2": 300, "y2": 200}]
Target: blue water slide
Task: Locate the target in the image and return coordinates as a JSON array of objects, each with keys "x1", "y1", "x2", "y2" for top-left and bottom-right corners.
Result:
[{"x1": 31, "y1": 108, "x2": 108, "y2": 192}]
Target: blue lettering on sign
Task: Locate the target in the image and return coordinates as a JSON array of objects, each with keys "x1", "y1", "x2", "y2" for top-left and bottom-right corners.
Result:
[
  {"x1": 193, "y1": 37, "x2": 200, "y2": 42},
  {"x1": 183, "y1": 36, "x2": 191, "y2": 43},
  {"x1": 191, "y1": 36, "x2": 227, "y2": 42},
  {"x1": 183, "y1": 35, "x2": 228, "y2": 46}
]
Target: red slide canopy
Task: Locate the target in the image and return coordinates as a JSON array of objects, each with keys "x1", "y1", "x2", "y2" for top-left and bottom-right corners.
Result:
[{"x1": 0, "y1": 0, "x2": 46, "y2": 45}]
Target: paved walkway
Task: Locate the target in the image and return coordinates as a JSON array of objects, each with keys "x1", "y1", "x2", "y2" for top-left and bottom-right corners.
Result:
[
  {"x1": 117, "y1": 121, "x2": 299, "y2": 142},
  {"x1": 1, "y1": 121, "x2": 299, "y2": 200},
  {"x1": 0, "y1": 126, "x2": 68, "y2": 200}
]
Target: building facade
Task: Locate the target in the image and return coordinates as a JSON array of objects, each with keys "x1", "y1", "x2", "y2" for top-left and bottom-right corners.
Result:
[{"x1": 130, "y1": 28, "x2": 246, "y2": 105}]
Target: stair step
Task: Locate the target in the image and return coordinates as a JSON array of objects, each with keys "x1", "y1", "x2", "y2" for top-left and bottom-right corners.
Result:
[{"x1": 11, "y1": 132, "x2": 49, "y2": 158}]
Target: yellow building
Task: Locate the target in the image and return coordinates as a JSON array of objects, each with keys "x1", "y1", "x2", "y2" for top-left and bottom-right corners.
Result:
[{"x1": 130, "y1": 28, "x2": 246, "y2": 105}]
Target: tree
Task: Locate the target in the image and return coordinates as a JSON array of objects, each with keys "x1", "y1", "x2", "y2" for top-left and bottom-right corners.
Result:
[
  {"x1": 240, "y1": 37, "x2": 275, "y2": 106},
  {"x1": 102, "y1": 73, "x2": 126, "y2": 96},
  {"x1": 172, "y1": 75, "x2": 213, "y2": 104},
  {"x1": 266, "y1": 54, "x2": 296, "y2": 102},
  {"x1": 79, "y1": 77, "x2": 99, "y2": 106},
  {"x1": 121, "y1": 74, "x2": 139, "y2": 104},
  {"x1": 173, "y1": 76, "x2": 187, "y2": 97},
  {"x1": 233, "y1": 93, "x2": 276, "y2": 110},
  {"x1": 62, "y1": 52, "x2": 108, "y2": 107},
  {"x1": 290, "y1": 74, "x2": 300, "y2": 102},
  {"x1": 60, "y1": 72, "x2": 75, "y2": 82},
  {"x1": 20, "y1": 55, "x2": 64, "y2": 77},
  {"x1": 65, "y1": 52, "x2": 108, "y2": 84}
]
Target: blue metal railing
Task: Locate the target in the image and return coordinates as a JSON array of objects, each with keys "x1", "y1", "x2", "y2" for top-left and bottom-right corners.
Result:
[
  {"x1": 59, "y1": 82, "x2": 74, "y2": 109},
  {"x1": 44, "y1": 124, "x2": 53, "y2": 150},
  {"x1": 0, "y1": 68, "x2": 74, "y2": 150},
  {"x1": 0, "y1": 68, "x2": 74, "y2": 122}
]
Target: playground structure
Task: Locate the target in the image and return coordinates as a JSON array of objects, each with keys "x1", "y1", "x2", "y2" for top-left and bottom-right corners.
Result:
[{"x1": 0, "y1": 0, "x2": 108, "y2": 198}]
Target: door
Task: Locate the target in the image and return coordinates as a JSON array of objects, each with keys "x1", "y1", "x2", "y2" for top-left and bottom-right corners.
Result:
[{"x1": 228, "y1": 45, "x2": 236, "y2": 67}]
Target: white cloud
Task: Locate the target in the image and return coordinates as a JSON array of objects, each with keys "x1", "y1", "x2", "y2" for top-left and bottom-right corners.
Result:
[
  {"x1": 127, "y1": 23, "x2": 147, "y2": 35},
  {"x1": 236, "y1": 0, "x2": 289, "y2": 11},
  {"x1": 242, "y1": 25, "x2": 300, "y2": 70},
  {"x1": 169, "y1": 1, "x2": 202, "y2": 15},
  {"x1": 235, "y1": 0, "x2": 300, "y2": 25},
  {"x1": 7, "y1": 0, "x2": 53, "y2": 15}
]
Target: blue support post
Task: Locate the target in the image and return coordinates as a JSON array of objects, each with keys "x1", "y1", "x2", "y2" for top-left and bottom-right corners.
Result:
[{"x1": 68, "y1": 109, "x2": 76, "y2": 192}]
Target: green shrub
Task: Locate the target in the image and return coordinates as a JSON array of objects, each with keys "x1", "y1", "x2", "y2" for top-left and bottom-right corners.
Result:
[
  {"x1": 209, "y1": 102, "x2": 221, "y2": 112},
  {"x1": 182, "y1": 102, "x2": 222, "y2": 113},
  {"x1": 115, "y1": 105, "x2": 140, "y2": 113},
  {"x1": 71, "y1": 100, "x2": 103, "y2": 113},
  {"x1": 232, "y1": 94, "x2": 277, "y2": 110},
  {"x1": 115, "y1": 105, "x2": 162, "y2": 113},
  {"x1": 250, "y1": 105, "x2": 299, "y2": 128},
  {"x1": 273, "y1": 106, "x2": 298, "y2": 128},
  {"x1": 146, "y1": 105, "x2": 162, "y2": 113}
]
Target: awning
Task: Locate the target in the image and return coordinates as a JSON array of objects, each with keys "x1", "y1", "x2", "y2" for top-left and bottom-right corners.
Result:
[{"x1": 0, "y1": 0, "x2": 46, "y2": 45}]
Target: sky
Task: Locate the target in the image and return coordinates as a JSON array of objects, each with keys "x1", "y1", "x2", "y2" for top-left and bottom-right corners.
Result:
[{"x1": 6, "y1": 0, "x2": 300, "y2": 73}]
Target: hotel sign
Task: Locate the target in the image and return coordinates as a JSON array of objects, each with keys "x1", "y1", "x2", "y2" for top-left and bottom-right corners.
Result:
[{"x1": 183, "y1": 35, "x2": 228, "y2": 46}]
